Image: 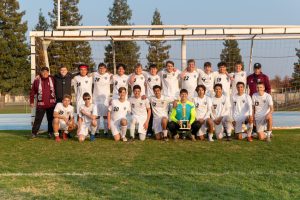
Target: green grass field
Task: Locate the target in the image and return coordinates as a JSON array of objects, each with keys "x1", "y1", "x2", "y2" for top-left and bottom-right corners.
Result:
[
  {"x1": 0, "y1": 104, "x2": 30, "y2": 114},
  {"x1": 0, "y1": 130, "x2": 299, "y2": 200}
]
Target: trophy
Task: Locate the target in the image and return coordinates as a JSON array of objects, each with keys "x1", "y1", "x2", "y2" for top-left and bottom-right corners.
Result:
[{"x1": 180, "y1": 104, "x2": 190, "y2": 130}]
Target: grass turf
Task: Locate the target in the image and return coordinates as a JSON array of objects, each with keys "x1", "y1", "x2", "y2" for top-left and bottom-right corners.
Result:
[
  {"x1": 0, "y1": 130, "x2": 299, "y2": 199},
  {"x1": 0, "y1": 104, "x2": 30, "y2": 114}
]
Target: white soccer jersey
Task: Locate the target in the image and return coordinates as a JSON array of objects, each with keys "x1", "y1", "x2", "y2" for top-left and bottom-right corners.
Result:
[
  {"x1": 198, "y1": 70, "x2": 214, "y2": 96},
  {"x1": 252, "y1": 92, "x2": 273, "y2": 120},
  {"x1": 93, "y1": 72, "x2": 112, "y2": 104},
  {"x1": 211, "y1": 95, "x2": 231, "y2": 119},
  {"x1": 159, "y1": 69, "x2": 181, "y2": 100},
  {"x1": 78, "y1": 104, "x2": 98, "y2": 123},
  {"x1": 230, "y1": 71, "x2": 247, "y2": 95},
  {"x1": 231, "y1": 93, "x2": 252, "y2": 121},
  {"x1": 108, "y1": 99, "x2": 131, "y2": 121},
  {"x1": 129, "y1": 97, "x2": 150, "y2": 118},
  {"x1": 193, "y1": 96, "x2": 212, "y2": 120},
  {"x1": 149, "y1": 95, "x2": 173, "y2": 118},
  {"x1": 213, "y1": 72, "x2": 231, "y2": 96},
  {"x1": 130, "y1": 73, "x2": 146, "y2": 96},
  {"x1": 143, "y1": 72, "x2": 161, "y2": 97},
  {"x1": 181, "y1": 71, "x2": 199, "y2": 99},
  {"x1": 72, "y1": 75, "x2": 93, "y2": 103},
  {"x1": 112, "y1": 74, "x2": 129, "y2": 99},
  {"x1": 54, "y1": 103, "x2": 74, "y2": 119}
]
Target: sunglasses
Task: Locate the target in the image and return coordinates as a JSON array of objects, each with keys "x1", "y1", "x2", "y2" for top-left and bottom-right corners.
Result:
[{"x1": 84, "y1": 98, "x2": 90, "y2": 101}]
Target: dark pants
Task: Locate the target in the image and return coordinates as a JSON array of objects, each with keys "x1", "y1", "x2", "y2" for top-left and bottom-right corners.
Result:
[
  {"x1": 147, "y1": 105, "x2": 154, "y2": 134},
  {"x1": 167, "y1": 121, "x2": 201, "y2": 136},
  {"x1": 32, "y1": 107, "x2": 54, "y2": 135}
]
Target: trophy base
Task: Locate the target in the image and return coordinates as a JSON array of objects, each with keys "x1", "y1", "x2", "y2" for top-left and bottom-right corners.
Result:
[{"x1": 179, "y1": 120, "x2": 190, "y2": 130}]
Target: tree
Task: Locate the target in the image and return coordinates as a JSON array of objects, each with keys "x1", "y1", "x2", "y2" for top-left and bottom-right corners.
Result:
[
  {"x1": 104, "y1": 0, "x2": 140, "y2": 72},
  {"x1": 220, "y1": 39, "x2": 243, "y2": 73},
  {"x1": 292, "y1": 45, "x2": 300, "y2": 89},
  {"x1": 48, "y1": 0, "x2": 94, "y2": 73},
  {"x1": 146, "y1": 9, "x2": 171, "y2": 71},
  {"x1": 0, "y1": 0, "x2": 30, "y2": 96},
  {"x1": 34, "y1": 9, "x2": 49, "y2": 68}
]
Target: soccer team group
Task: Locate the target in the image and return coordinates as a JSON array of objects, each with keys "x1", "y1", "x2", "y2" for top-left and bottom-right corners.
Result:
[{"x1": 30, "y1": 59, "x2": 274, "y2": 143}]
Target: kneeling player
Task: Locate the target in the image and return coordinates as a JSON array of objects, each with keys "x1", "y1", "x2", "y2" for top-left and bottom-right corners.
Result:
[
  {"x1": 77, "y1": 93, "x2": 98, "y2": 142},
  {"x1": 231, "y1": 82, "x2": 253, "y2": 142},
  {"x1": 149, "y1": 85, "x2": 173, "y2": 141},
  {"x1": 108, "y1": 87, "x2": 131, "y2": 142},
  {"x1": 211, "y1": 84, "x2": 233, "y2": 141},
  {"x1": 53, "y1": 95, "x2": 76, "y2": 142},
  {"x1": 193, "y1": 85, "x2": 214, "y2": 141},
  {"x1": 129, "y1": 85, "x2": 151, "y2": 141},
  {"x1": 252, "y1": 82, "x2": 274, "y2": 142}
]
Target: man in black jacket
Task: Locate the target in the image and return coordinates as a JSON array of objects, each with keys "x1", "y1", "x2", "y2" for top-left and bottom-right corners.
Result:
[{"x1": 54, "y1": 65, "x2": 74, "y2": 103}]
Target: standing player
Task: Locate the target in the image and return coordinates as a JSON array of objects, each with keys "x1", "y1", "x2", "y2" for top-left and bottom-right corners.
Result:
[
  {"x1": 252, "y1": 82, "x2": 274, "y2": 142},
  {"x1": 211, "y1": 84, "x2": 233, "y2": 141},
  {"x1": 129, "y1": 85, "x2": 151, "y2": 141},
  {"x1": 92, "y1": 63, "x2": 112, "y2": 136},
  {"x1": 112, "y1": 64, "x2": 129, "y2": 99},
  {"x1": 149, "y1": 85, "x2": 174, "y2": 141},
  {"x1": 108, "y1": 87, "x2": 131, "y2": 142},
  {"x1": 52, "y1": 95, "x2": 76, "y2": 142},
  {"x1": 129, "y1": 63, "x2": 146, "y2": 96},
  {"x1": 193, "y1": 85, "x2": 214, "y2": 141},
  {"x1": 198, "y1": 62, "x2": 215, "y2": 97},
  {"x1": 230, "y1": 61, "x2": 247, "y2": 95},
  {"x1": 77, "y1": 93, "x2": 98, "y2": 142},
  {"x1": 180, "y1": 59, "x2": 199, "y2": 99},
  {"x1": 214, "y1": 62, "x2": 231, "y2": 98},
  {"x1": 72, "y1": 64, "x2": 93, "y2": 114},
  {"x1": 231, "y1": 82, "x2": 253, "y2": 142}
]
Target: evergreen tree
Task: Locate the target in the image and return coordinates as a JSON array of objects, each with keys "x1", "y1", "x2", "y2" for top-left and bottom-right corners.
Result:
[
  {"x1": 104, "y1": 0, "x2": 140, "y2": 73},
  {"x1": 220, "y1": 39, "x2": 243, "y2": 73},
  {"x1": 292, "y1": 55, "x2": 300, "y2": 89},
  {"x1": 34, "y1": 9, "x2": 49, "y2": 68},
  {"x1": 48, "y1": 0, "x2": 94, "y2": 73},
  {"x1": 146, "y1": 9, "x2": 171, "y2": 71},
  {"x1": 0, "y1": 0, "x2": 30, "y2": 95}
]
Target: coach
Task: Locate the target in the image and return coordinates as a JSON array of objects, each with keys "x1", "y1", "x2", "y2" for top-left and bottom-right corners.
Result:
[{"x1": 247, "y1": 63, "x2": 271, "y2": 96}]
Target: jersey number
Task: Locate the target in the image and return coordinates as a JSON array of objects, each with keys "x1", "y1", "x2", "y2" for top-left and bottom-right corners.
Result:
[
  {"x1": 184, "y1": 76, "x2": 189, "y2": 81},
  {"x1": 113, "y1": 107, "x2": 119, "y2": 111}
]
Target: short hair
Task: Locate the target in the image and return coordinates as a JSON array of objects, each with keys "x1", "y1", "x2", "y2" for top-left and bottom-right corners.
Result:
[
  {"x1": 236, "y1": 82, "x2": 245, "y2": 87},
  {"x1": 133, "y1": 85, "x2": 141, "y2": 91},
  {"x1": 166, "y1": 60, "x2": 174, "y2": 67},
  {"x1": 149, "y1": 64, "x2": 157, "y2": 69},
  {"x1": 82, "y1": 92, "x2": 91, "y2": 99},
  {"x1": 118, "y1": 87, "x2": 127, "y2": 93},
  {"x1": 187, "y1": 59, "x2": 195, "y2": 64},
  {"x1": 217, "y1": 62, "x2": 227, "y2": 68},
  {"x1": 40, "y1": 66, "x2": 49, "y2": 72},
  {"x1": 117, "y1": 63, "x2": 126, "y2": 70},
  {"x1": 204, "y1": 62, "x2": 212, "y2": 67},
  {"x1": 196, "y1": 85, "x2": 206, "y2": 92},
  {"x1": 180, "y1": 89, "x2": 188, "y2": 94},
  {"x1": 235, "y1": 61, "x2": 243, "y2": 66},
  {"x1": 153, "y1": 85, "x2": 162, "y2": 91},
  {"x1": 98, "y1": 63, "x2": 107, "y2": 68},
  {"x1": 257, "y1": 82, "x2": 265, "y2": 87},
  {"x1": 135, "y1": 63, "x2": 142, "y2": 68},
  {"x1": 214, "y1": 83, "x2": 223, "y2": 90},
  {"x1": 59, "y1": 65, "x2": 67, "y2": 70},
  {"x1": 63, "y1": 94, "x2": 72, "y2": 100}
]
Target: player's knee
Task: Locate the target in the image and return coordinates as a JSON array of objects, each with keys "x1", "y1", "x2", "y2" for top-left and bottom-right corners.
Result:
[
  {"x1": 114, "y1": 134, "x2": 121, "y2": 141},
  {"x1": 120, "y1": 119, "x2": 127, "y2": 126},
  {"x1": 155, "y1": 133, "x2": 161, "y2": 140}
]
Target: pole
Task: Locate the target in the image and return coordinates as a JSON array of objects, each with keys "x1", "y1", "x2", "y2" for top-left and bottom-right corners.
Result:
[
  {"x1": 112, "y1": 39, "x2": 116, "y2": 75},
  {"x1": 57, "y1": 0, "x2": 61, "y2": 29},
  {"x1": 30, "y1": 36, "x2": 36, "y2": 126},
  {"x1": 181, "y1": 36, "x2": 187, "y2": 70},
  {"x1": 248, "y1": 35, "x2": 256, "y2": 74}
]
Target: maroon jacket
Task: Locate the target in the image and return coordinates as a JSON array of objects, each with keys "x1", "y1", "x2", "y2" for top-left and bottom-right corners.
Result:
[
  {"x1": 30, "y1": 76, "x2": 56, "y2": 109},
  {"x1": 247, "y1": 72, "x2": 271, "y2": 96}
]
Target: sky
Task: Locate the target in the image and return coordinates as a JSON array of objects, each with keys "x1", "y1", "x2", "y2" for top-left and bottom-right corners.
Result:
[{"x1": 18, "y1": 0, "x2": 300, "y2": 78}]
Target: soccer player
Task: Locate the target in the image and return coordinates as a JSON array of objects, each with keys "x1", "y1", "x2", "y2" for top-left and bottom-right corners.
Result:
[
  {"x1": 77, "y1": 93, "x2": 98, "y2": 142},
  {"x1": 193, "y1": 85, "x2": 214, "y2": 141},
  {"x1": 149, "y1": 85, "x2": 173, "y2": 141},
  {"x1": 252, "y1": 82, "x2": 274, "y2": 142},
  {"x1": 230, "y1": 61, "x2": 247, "y2": 95},
  {"x1": 129, "y1": 85, "x2": 151, "y2": 141},
  {"x1": 214, "y1": 62, "x2": 231, "y2": 98},
  {"x1": 168, "y1": 89, "x2": 201, "y2": 141},
  {"x1": 92, "y1": 63, "x2": 112, "y2": 136},
  {"x1": 108, "y1": 87, "x2": 131, "y2": 142},
  {"x1": 112, "y1": 64, "x2": 129, "y2": 99},
  {"x1": 198, "y1": 62, "x2": 215, "y2": 97},
  {"x1": 72, "y1": 64, "x2": 93, "y2": 114},
  {"x1": 52, "y1": 95, "x2": 76, "y2": 142},
  {"x1": 144, "y1": 64, "x2": 161, "y2": 97},
  {"x1": 180, "y1": 59, "x2": 199, "y2": 99},
  {"x1": 211, "y1": 84, "x2": 233, "y2": 141},
  {"x1": 231, "y1": 82, "x2": 253, "y2": 142},
  {"x1": 129, "y1": 63, "x2": 146, "y2": 96}
]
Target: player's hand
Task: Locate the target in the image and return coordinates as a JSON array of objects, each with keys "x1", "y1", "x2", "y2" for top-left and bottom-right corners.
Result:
[
  {"x1": 143, "y1": 122, "x2": 148, "y2": 130},
  {"x1": 64, "y1": 117, "x2": 68, "y2": 123},
  {"x1": 129, "y1": 74, "x2": 135, "y2": 84},
  {"x1": 108, "y1": 122, "x2": 111, "y2": 130},
  {"x1": 172, "y1": 100, "x2": 178, "y2": 108},
  {"x1": 173, "y1": 68, "x2": 177, "y2": 72},
  {"x1": 141, "y1": 95, "x2": 147, "y2": 100},
  {"x1": 187, "y1": 122, "x2": 191, "y2": 129},
  {"x1": 178, "y1": 120, "x2": 182, "y2": 127},
  {"x1": 30, "y1": 103, "x2": 34, "y2": 108},
  {"x1": 230, "y1": 76, "x2": 234, "y2": 81},
  {"x1": 232, "y1": 121, "x2": 236, "y2": 127},
  {"x1": 180, "y1": 71, "x2": 186, "y2": 79}
]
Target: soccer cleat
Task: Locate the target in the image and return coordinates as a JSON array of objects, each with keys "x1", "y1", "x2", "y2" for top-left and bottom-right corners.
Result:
[
  {"x1": 173, "y1": 134, "x2": 179, "y2": 141},
  {"x1": 163, "y1": 137, "x2": 169, "y2": 142},
  {"x1": 63, "y1": 132, "x2": 68, "y2": 140},
  {"x1": 191, "y1": 135, "x2": 196, "y2": 141},
  {"x1": 90, "y1": 134, "x2": 96, "y2": 142},
  {"x1": 129, "y1": 136, "x2": 135, "y2": 142},
  {"x1": 48, "y1": 132, "x2": 53, "y2": 139},
  {"x1": 104, "y1": 132, "x2": 109, "y2": 137},
  {"x1": 121, "y1": 137, "x2": 128, "y2": 142},
  {"x1": 247, "y1": 136, "x2": 253, "y2": 142},
  {"x1": 55, "y1": 136, "x2": 61, "y2": 142},
  {"x1": 30, "y1": 133, "x2": 37, "y2": 139},
  {"x1": 208, "y1": 137, "x2": 214, "y2": 142},
  {"x1": 226, "y1": 136, "x2": 232, "y2": 141},
  {"x1": 266, "y1": 137, "x2": 271, "y2": 142}
]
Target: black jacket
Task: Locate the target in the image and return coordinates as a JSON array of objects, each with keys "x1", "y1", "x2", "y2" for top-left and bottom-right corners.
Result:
[{"x1": 54, "y1": 72, "x2": 73, "y2": 102}]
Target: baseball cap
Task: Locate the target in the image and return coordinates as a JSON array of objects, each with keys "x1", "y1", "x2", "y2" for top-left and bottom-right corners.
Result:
[{"x1": 253, "y1": 63, "x2": 262, "y2": 68}]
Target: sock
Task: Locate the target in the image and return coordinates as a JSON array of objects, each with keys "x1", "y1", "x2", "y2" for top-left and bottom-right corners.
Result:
[
  {"x1": 208, "y1": 133, "x2": 213, "y2": 140},
  {"x1": 247, "y1": 124, "x2": 253, "y2": 137},
  {"x1": 97, "y1": 118, "x2": 101, "y2": 133},
  {"x1": 121, "y1": 126, "x2": 127, "y2": 138},
  {"x1": 103, "y1": 118, "x2": 108, "y2": 133},
  {"x1": 266, "y1": 130, "x2": 272, "y2": 138},
  {"x1": 226, "y1": 129, "x2": 231, "y2": 137},
  {"x1": 130, "y1": 122, "x2": 135, "y2": 138},
  {"x1": 54, "y1": 132, "x2": 59, "y2": 137},
  {"x1": 163, "y1": 130, "x2": 168, "y2": 138},
  {"x1": 91, "y1": 126, "x2": 97, "y2": 135},
  {"x1": 139, "y1": 133, "x2": 146, "y2": 141}
]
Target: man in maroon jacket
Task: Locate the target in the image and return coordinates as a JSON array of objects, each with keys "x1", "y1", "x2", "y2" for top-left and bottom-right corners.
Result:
[
  {"x1": 30, "y1": 67, "x2": 56, "y2": 138},
  {"x1": 247, "y1": 63, "x2": 271, "y2": 96}
]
